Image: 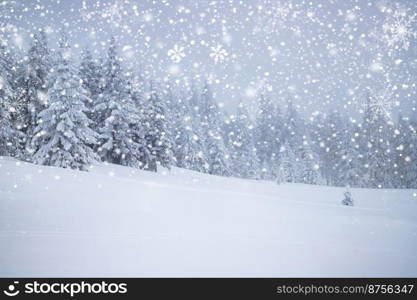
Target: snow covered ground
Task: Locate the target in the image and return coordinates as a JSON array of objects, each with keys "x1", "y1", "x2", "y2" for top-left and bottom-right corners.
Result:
[{"x1": 0, "y1": 156, "x2": 416, "y2": 277}]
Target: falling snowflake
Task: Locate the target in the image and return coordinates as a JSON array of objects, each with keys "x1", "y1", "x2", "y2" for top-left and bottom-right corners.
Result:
[
  {"x1": 79, "y1": 0, "x2": 151, "y2": 32},
  {"x1": 253, "y1": 1, "x2": 292, "y2": 35},
  {"x1": 167, "y1": 45, "x2": 185, "y2": 63},
  {"x1": 326, "y1": 43, "x2": 338, "y2": 56},
  {"x1": 101, "y1": 0, "x2": 126, "y2": 24},
  {"x1": 267, "y1": 45, "x2": 278, "y2": 61},
  {"x1": 0, "y1": 1, "x2": 18, "y2": 27},
  {"x1": 363, "y1": 85, "x2": 399, "y2": 120},
  {"x1": 209, "y1": 45, "x2": 228, "y2": 64},
  {"x1": 381, "y1": 8, "x2": 417, "y2": 51},
  {"x1": 80, "y1": 0, "x2": 129, "y2": 28},
  {"x1": 168, "y1": 64, "x2": 181, "y2": 75}
]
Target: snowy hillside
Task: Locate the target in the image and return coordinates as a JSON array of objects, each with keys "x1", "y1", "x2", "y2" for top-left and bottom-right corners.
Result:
[{"x1": 1, "y1": 156, "x2": 416, "y2": 277}]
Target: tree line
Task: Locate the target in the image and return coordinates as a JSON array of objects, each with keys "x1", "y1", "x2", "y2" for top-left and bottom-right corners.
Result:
[{"x1": 0, "y1": 32, "x2": 416, "y2": 188}]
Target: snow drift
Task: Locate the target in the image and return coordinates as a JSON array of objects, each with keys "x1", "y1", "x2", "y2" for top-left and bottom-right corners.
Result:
[{"x1": 0, "y1": 156, "x2": 416, "y2": 277}]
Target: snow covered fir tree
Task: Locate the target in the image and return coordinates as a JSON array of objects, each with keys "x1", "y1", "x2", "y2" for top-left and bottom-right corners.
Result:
[
  {"x1": 0, "y1": 0, "x2": 416, "y2": 189},
  {"x1": 30, "y1": 33, "x2": 99, "y2": 171}
]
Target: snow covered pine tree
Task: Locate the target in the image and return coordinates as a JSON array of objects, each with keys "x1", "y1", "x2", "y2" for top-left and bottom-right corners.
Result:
[{"x1": 31, "y1": 34, "x2": 99, "y2": 170}]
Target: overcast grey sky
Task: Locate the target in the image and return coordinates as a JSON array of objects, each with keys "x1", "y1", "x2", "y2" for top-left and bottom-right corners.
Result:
[{"x1": 2, "y1": 0, "x2": 417, "y2": 117}]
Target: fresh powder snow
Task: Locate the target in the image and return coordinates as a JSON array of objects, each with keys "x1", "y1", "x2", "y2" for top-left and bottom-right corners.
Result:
[{"x1": 0, "y1": 156, "x2": 416, "y2": 277}]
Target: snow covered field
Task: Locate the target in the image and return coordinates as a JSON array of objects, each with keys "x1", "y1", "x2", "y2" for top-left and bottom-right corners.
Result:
[{"x1": 0, "y1": 156, "x2": 416, "y2": 277}]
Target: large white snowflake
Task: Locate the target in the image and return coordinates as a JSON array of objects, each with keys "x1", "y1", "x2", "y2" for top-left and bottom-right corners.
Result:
[
  {"x1": 167, "y1": 45, "x2": 185, "y2": 63},
  {"x1": 381, "y1": 8, "x2": 417, "y2": 51},
  {"x1": 209, "y1": 45, "x2": 228, "y2": 64},
  {"x1": 364, "y1": 85, "x2": 399, "y2": 120}
]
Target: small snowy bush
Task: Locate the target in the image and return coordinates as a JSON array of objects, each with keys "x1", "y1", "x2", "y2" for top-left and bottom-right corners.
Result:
[{"x1": 342, "y1": 190, "x2": 354, "y2": 206}]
